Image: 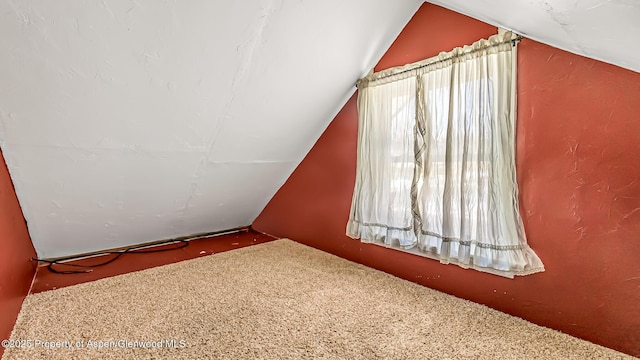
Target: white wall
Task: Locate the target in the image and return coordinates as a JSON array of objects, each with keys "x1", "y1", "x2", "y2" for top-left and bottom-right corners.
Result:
[{"x1": 0, "y1": 0, "x2": 422, "y2": 258}]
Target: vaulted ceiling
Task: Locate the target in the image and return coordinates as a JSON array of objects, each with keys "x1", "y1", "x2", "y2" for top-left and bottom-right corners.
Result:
[
  {"x1": 429, "y1": 0, "x2": 640, "y2": 73},
  {"x1": 0, "y1": 0, "x2": 637, "y2": 258}
]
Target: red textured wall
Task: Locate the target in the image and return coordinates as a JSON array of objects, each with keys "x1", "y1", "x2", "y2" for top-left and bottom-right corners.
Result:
[
  {"x1": 0, "y1": 150, "x2": 36, "y2": 358},
  {"x1": 253, "y1": 3, "x2": 640, "y2": 357}
]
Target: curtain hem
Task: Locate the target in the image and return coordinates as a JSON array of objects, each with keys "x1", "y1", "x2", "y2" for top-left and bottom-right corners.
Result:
[
  {"x1": 348, "y1": 220, "x2": 545, "y2": 279},
  {"x1": 360, "y1": 236, "x2": 545, "y2": 279}
]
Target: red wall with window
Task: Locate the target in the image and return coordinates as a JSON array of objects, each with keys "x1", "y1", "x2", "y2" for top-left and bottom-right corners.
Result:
[
  {"x1": 254, "y1": 3, "x2": 640, "y2": 356},
  {"x1": 0, "y1": 150, "x2": 37, "y2": 358}
]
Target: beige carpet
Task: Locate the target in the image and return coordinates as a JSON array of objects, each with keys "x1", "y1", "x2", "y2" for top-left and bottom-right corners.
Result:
[{"x1": 3, "y1": 239, "x2": 634, "y2": 360}]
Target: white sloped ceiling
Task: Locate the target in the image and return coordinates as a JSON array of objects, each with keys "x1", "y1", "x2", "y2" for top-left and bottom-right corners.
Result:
[
  {"x1": 0, "y1": 0, "x2": 423, "y2": 258},
  {"x1": 427, "y1": 0, "x2": 640, "y2": 73}
]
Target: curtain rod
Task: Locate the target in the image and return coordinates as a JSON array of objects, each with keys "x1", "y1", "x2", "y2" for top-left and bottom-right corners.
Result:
[{"x1": 356, "y1": 34, "x2": 523, "y2": 88}]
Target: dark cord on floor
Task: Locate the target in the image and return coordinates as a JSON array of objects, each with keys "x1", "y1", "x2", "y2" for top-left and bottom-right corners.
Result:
[{"x1": 33, "y1": 240, "x2": 189, "y2": 275}]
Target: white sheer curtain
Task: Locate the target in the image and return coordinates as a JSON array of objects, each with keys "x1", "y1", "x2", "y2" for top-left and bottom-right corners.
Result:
[{"x1": 347, "y1": 31, "x2": 544, "y2": 278}]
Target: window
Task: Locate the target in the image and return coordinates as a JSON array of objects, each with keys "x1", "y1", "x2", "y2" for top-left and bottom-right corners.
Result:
[{"x1": 347, "y1": 31, "x2": 544, "y2": 278}]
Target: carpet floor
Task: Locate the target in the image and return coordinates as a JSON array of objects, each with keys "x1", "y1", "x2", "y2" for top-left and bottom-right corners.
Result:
[{"x1": 3, "y1": 239, "x2": 634, "y2": 359}]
